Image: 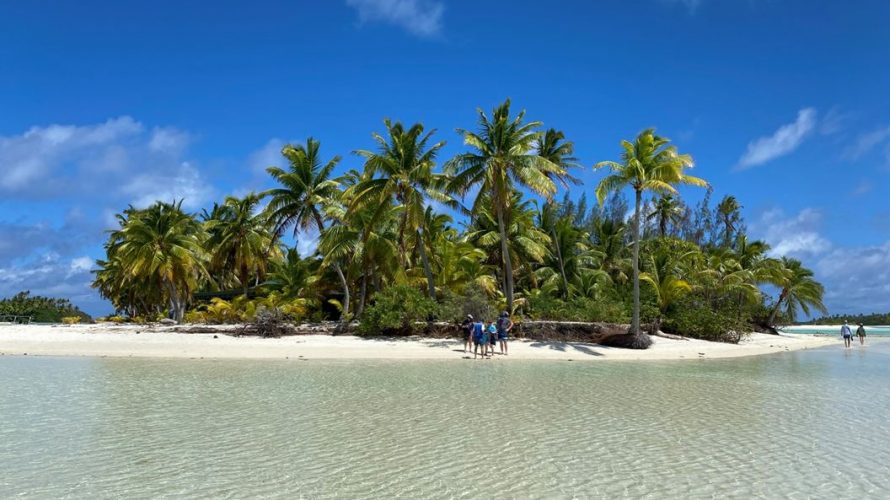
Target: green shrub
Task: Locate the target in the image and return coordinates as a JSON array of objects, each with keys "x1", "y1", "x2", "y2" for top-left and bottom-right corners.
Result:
[
  {"x1": 359, "y1": 286, "x2": 439, "y2": 335},
  {"x1": 61, "y1": 316, "x2": 81, "y2": 325},
  {"x1": 663, "y1": 298, "x2": 748, "y2": 343},
  {"x1": 526, "y1": 294, "x2": 628, "y2": 323},
  {"x1": 438, "y1": 287, "x2": 496, "y2": 323}
]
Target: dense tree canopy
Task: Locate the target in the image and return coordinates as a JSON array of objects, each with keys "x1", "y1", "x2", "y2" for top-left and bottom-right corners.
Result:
[{"x1": 86, "y1": 100, "x2": 826, "y2": 342}]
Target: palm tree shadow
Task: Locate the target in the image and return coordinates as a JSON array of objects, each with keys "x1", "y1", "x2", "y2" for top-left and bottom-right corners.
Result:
[{"x1": 527, "y1": 341, "x2": 604, "y2": 357}]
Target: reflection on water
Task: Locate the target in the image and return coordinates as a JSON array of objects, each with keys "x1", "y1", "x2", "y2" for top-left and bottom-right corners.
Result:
[{"x1": 2, "y1": 343, "x2": 890, "y2": 498}]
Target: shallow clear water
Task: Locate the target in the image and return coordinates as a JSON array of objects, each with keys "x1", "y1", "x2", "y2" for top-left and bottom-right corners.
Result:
[
  {"x1": 3, "y1": 343, "x2": 890, "y2": 499},
  {"x1": 781, "y1": 325, "x2": 890, "y2": 335}
]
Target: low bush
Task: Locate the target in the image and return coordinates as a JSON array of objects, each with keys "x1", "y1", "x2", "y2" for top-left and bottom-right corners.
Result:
[
  {"x1": 525, "y1": 294, "x2": 628, "y2": 324},
  {"x1": 663, "y1": 298, "x2": 748, "y2": 343},
  {"x1": 438, "y1": 287, "x2": 496, "y2": 323},
  {"x1": 61, "y1": 316, "x2": 81, "y2": 325},
  {"x1": 359, "y1": 285, "x2": 439, "y2": 335}
]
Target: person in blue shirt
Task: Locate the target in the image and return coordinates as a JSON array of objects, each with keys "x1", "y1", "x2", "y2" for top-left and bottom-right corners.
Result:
[
  {"x1": 496, "y1": 311, "x2": 514, "y2": 355},
  {"x1": 486, "y1": 320, "x2": 497, "y2": 357},
  {"x1": 472, "y1": 320, "x2": 485, "y2": 359},
  {"x1": 841, "y1": 321, "x2": 853, "y2": 348}
]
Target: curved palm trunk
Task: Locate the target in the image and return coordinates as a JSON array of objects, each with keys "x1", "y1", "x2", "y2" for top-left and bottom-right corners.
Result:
[
  {"x1": 632, "y1": 189, "x2": 642, "y2": 336},
  {"x1": 417, "y1": 229, "x2": 436, "y2": 300},
  {"x1": 767, "y1": 289, "x2": 788, "y2": 326},
  {"x1": 313, "y1": 212, "x2": 350, "y2": 321},
  {"x1": 496, "y1": 203, "x2": 514, "y2": 312}
]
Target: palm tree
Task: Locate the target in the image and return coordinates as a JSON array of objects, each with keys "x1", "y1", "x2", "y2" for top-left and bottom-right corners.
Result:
[
  {"x1": 103, "y1": 201, "x2": 207, "y2": 322},
  {"x1": 348, "y1": 119, "x2": 449, "y2": 299},
  {"x1": 204, "y1": 193, "x2": 280, "y2": 296},
  {"x1": 446, "y1": 99, "x2": 568, "y2": 311},
  {"x1": 768, "y1": 257, "x2": 827, "y2": 325},
  {"x1": 536, "y1": 129, "x2": 581, "y2": 297},
  {"x1": 265, "y1": 138, "x2": 352, "y2": 320},
  {"x1": 647, "y1": 195, "x2": 683, "y2": 238},
  {"x1": 640, "y1": 250, "x2": 693, "y2": 332},
  {"x1": 594, "y1": 128, "x2": 707, "y2": 342},
  {"x1": 716, "y1": 195, "x2": 742, "y2": 248}
]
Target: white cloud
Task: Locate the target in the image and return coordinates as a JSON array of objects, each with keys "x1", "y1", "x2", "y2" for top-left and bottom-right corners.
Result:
[
  {"x1": 819, "y1": 107, "x2": 850, "y2": 136},
  {"x1": 815, "y1": 242, "x2": 890, "y2": 314},
  {"x1": 737, "y1": 108, "x2": 817, "y2": 169},
  {"x1": 296, "y1": 227, "x2": 320, "y2": 258},
  {"x1": 248, "y1": 138, "x2": 285, "y2": 176},
  {"x1": 753, "y1": 208, "x2": 831, "y2": 258},
  {"x1": 842, "y1": 126, "x2": 890, "y2": 161},
  {"x1": 346, "y1": 0, "x2": 444, "y2": 37},
  {"x1": 0, "y1": 117, "x2": 210, "y2": 207}
]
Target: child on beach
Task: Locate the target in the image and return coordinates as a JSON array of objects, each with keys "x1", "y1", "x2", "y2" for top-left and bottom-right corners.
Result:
[{"x1": 486, "y1": 320, "x2": 497, "y2": 356}]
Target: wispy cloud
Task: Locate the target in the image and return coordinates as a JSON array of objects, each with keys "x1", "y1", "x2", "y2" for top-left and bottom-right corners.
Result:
[
  {"x1": 346, "y1": 0, "x2": 444, "y2": 37},
  {"x1": 753, "y1": 208, "x2": 831, "y2": 258},
  {"x1": 842, "y1": 126, "x2": 890, "y2": 161},
  {"x1": 736, "y1": 108, "x2": 817, "y2": 169},
  {"x1": 660, "y1": 0, "x2": 703, "y2": 14}
]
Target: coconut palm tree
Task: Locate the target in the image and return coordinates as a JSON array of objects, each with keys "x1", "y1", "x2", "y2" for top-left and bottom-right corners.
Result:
[
  {"x1": 103, "y1": 201, "x2": 208, "y2": 322},
  {"x1": 594, "y1": 129, "x2": 708, "y2": 344},
  {"x1": 204, "y1": 193, "x2": 280, "y2": 296},
  {"x1": 647, "y1": 195, "x2": 683, "y2": 238},
  {"x1": 716, "y1": 195, "x2": 742, "y2": 248},
  {"x1": 446, "y1": 99, "x2": 568, "y2": 310},
  {"x1": 640, "y1": 250, "x2": 693, "y2": 332},
  {"x1": 348, "y1": 120, "x2": 450, "y2": 299},
  {"x1": 768, "y1": 257, "x2": 827, "y2": 325},
  {"x1": 265, "y1": 138, "x2": 352, "y2": 320}
]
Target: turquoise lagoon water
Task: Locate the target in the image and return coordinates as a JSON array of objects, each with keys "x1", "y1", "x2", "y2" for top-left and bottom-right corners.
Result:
[
  {"x1": 2, "y1": 343, "x2": 890, "y2": 499},
  {"x1": 781, "y1": 325, "x2": 890, "y2": 335}
]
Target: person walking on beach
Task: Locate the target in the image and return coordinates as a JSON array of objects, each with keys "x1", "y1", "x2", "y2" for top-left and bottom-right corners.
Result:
[
  {"x1": 462, "y1": 315, "x2": 474, "y2": 353},
  {"x1": 472, "y1": 319, "x2": 485, "y2": 359},
  {"x1": 857, "y1": 323, "x2": 867, "y2": 346},
  {"x1": 496, "y1": 311, "x2": 513, "y2": 355},
  {"x1": 841, "y1": 321, "x2": 853, "y2": 348}
]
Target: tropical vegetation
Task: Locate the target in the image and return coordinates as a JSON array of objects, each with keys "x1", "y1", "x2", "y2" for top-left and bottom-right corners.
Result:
[{"x1": 86, "y1": 99, "x2": 827, "y2": 344}]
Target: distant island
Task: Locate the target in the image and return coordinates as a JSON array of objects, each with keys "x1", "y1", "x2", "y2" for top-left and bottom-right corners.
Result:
[{"x1": 805, "y1": 313, "x2": 890, "y2": 326}]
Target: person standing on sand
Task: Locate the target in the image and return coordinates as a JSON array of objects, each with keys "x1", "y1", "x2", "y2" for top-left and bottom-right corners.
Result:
[
  {"x1": 472, "y1": 319, "x2": 485, "y2": 359},
  {"x1": 486, "y1": 320, "x2": 497, "y2": 357},
  {"x1": 496, "y1": 311, "x2": 513, "y2": 355},
  {"x1": 841, "y1": 321, "x2": 853, "y2": 348},
  {"x1": 857, "y1": 323, "x2": 867, "y2": 346},
  {"x1": 462, "y1": 315, "x2": 474, "y2": 353}
]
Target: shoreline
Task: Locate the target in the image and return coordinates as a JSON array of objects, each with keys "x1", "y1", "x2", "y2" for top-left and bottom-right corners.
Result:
[{"x1": 0, "y1": 324, "x2": 841, "y2": 361}]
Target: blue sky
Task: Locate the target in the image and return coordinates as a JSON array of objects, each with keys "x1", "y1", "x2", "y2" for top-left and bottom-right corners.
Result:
[{"x1": 1, "y1": 0, "x2": 888, "y2": 316}]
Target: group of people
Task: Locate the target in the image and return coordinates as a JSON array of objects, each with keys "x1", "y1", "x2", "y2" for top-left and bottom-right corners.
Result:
[
  {"x1": 840, "y1": 321, "x2": 867, "y2": 348},
  {"x1": 461, "y1": 312, "x2": 514, "y2": 359}
]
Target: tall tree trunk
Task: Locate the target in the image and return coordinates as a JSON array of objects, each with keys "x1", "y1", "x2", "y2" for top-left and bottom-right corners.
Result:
[
  {"x1": 496, "y1": 202, "x2": 514, "y2": 312},
  {"x1": 313, "y1": 212, "x2": 349, "y2": 321},
  {"x1": 551, "y1": 227, "x2": 570, "y2": 298},
  {"x1": 417, "y1": 229, "x2": 436, "y2": 300},
  {"x1": 632, "y1": 189, "x2": 642, "y2": 336},
  {"x1": 356, "y1": 271, "x2": 368, "y2": 318}
]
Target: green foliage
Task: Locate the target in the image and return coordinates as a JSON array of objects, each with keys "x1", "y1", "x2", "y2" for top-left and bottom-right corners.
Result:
[
  {"x1": 0, "y1": 291, "x2": 91, "y2": 323},
  {"x1": 185, "y1": 294, "x2": 309, "y2": 324},
  {"x1": 806, "y1": 312, "x2": 890, "y2": 326},
  {"x1": 438, "y1": 287, "x2": 497, "y2": 323},
  {"x1": 526, "y1": 294, "x2": 628, "y2": 323},
  {"x1": 359, "y1": 286, "x2": 439, "y2": 335},
  {"x1": 663, "y1": 297, "x2": 749, "y2": 343}
]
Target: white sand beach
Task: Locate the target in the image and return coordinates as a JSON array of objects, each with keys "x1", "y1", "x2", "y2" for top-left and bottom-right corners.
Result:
[{"x1": 0, "y1": 324, "x2": 838, "y2": 361}]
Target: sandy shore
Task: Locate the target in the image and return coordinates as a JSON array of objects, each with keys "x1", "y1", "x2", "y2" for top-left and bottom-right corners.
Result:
[{"x1": 0, "y1": 323, "x2": 841, "y2": 361}]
